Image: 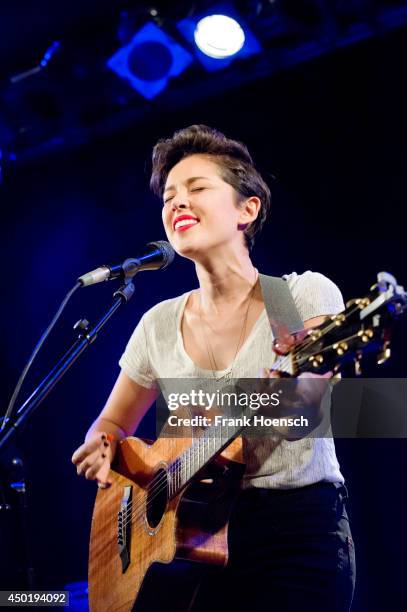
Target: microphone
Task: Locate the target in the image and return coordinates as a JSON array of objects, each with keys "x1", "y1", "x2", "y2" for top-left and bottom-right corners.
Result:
[{"x1": 78, "y1": 240, "x2": 175, "y2": 287}]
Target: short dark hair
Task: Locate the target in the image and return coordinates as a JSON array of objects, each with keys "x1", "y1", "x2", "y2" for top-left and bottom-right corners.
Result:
[{"x1": 150, "y1": 124, "x2": 271, "y2": 250}]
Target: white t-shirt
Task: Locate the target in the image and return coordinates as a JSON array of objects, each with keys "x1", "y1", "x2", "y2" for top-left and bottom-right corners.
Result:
[{"x1": 119, "y1": 270, "x2": 346, "y2": 489}]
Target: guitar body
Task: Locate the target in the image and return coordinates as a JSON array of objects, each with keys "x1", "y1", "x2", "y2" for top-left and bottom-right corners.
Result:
[{"x1": 88, "y1": 435, "x2": 244, "y2": 612}]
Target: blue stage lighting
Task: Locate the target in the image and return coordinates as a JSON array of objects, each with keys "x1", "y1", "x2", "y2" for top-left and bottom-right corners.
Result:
[
  {"x1": 107, "y1": 22, "x2": 193, "y2": 100},
  {"x1": 177, "y1": 3, "x2": 261, "y2": 72}
]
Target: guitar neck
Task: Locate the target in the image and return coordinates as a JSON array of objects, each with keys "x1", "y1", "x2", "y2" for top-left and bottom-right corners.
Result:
[
  {"x1": 167, "y1": 416, "x2": 246, "y2": 498},
  {"x1": 167, "y1": 272, "x2": 407, "y2": 498}
]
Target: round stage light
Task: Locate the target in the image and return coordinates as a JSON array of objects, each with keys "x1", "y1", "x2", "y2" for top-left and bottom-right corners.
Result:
[
  {"x1": 194, "y1": 15, "x2": 245, "y2": 59},
  {"x1": 128, "y1": 41, "x2": 173, "y2": 81}
]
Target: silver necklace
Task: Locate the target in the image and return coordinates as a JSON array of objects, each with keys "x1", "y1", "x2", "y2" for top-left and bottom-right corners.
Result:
[{"x1": 198, "y1": 269, "x2": 258, "y2": 378}]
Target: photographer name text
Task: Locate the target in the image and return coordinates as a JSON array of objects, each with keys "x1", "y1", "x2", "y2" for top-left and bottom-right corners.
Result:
[{"x1": 167, "y1": 414, "x2": 309, "y2": 428}]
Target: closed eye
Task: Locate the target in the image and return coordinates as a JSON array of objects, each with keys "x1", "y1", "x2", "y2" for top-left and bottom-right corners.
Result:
[{"x1": 163, "y1": 186, "x2": 206, "y2": 204}]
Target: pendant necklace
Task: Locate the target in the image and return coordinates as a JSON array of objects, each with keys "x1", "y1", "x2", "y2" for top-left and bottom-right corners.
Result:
[{"x1": 198, "y1": 268, "x2": 258, "y2": 379}]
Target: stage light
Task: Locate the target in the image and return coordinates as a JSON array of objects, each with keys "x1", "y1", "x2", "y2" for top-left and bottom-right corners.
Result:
[
  {"x1": 194, "y1": 15, "x2": 245, "y2": 59},
  {"x1": 107, "y1": 22, "x2": 193, "y2": 100},
  {"x1": 177, "y1": 3, "x2": 261, "y2": 72}
]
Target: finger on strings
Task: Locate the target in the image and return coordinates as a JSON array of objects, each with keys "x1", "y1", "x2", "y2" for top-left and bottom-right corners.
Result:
[{"x1": 259, "y1": 367, "x2": 281, "y2": 379}]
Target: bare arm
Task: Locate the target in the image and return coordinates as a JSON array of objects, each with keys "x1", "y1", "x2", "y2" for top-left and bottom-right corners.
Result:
[
  {"x1": 86, "y1": 370, "x2": 159, "y2": 440},
  {"x1": 72, "y1": 371, "x2": 159, "y2": 486}
]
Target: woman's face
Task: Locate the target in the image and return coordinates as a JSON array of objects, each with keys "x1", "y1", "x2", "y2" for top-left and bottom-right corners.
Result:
[{"x1": 162, "y1": 154, "x2": 247, "y2": 258}]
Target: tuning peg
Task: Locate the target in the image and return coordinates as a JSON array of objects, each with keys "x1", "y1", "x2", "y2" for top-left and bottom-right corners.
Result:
[
  {"x1": 358, "y1": 328, "x2": 374, "y2": 343},
  {"x1": 333, "y1": 342, "x2": 348, "y2": 356},
  {"x1": 354, "y1": 352, "x2": 363, "y2": 376},
  {"x1": 308, "y1": 354, "x2": 324, "y2": 368},
  {"x1": 345, "y1": 298, "x2": 370, "y2": 309},
  {"x1": 331, "y1": 313, "x2": 346, "y2": 325},
  {"x1": 377, "y1": 341, "x2": 391, "y2": 365}
]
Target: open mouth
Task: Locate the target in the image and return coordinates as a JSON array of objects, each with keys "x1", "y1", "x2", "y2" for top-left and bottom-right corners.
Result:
[{"x1": 173, "y1": 218, "x2": 199, "y2": 232}]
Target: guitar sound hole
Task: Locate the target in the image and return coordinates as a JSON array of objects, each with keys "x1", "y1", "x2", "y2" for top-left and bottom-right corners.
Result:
[{"x1": 146, "y1": 468, "x2": 168, "y2": 529}]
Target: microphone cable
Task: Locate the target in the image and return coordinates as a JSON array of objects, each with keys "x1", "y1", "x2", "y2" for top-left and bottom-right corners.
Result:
[{"x1": 1, "y1": 281, "x2": 81, "y2": 431}]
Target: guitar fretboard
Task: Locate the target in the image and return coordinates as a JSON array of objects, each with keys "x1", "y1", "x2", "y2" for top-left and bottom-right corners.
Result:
[{"x1": 167, "y1": 415, "x2": 246, "y2": 498}]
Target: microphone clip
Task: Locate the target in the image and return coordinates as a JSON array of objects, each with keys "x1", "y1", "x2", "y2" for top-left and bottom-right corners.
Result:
[{"x1": 121, "y1": 258, "x2": 142, "y2": 283}]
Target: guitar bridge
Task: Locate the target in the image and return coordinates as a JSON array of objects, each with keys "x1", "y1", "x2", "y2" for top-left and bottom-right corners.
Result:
[{"x1": 117, "y1": 485, "x2": 132, "y2": 573}]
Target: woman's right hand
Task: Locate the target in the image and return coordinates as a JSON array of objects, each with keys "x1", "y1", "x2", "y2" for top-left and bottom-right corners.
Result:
[{"x1": 71, "y1": 432, "x2": 114, "y2": 488}]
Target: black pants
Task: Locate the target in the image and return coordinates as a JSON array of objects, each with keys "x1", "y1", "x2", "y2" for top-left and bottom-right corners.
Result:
[{"x1": 191, "y1": 482, "x2": 356, "y2": 612}]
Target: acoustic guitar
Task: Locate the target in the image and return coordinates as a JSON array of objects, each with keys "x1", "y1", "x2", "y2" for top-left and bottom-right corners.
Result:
[{"x1": 88, "y1": 272, "x2": 406, "y2": 611}]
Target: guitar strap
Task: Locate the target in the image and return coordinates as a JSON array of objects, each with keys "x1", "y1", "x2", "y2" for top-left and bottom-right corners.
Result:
[{"x1": 258, "y1": 273, "x2": 304, "y2": 340}]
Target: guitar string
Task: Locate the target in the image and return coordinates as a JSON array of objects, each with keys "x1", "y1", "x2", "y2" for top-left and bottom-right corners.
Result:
[
  {"x1": 294, "y1": 332, "x2": 363, "y2": 367},
  {"x1": 116, "y1": 302, "x2": 366, "y2": 534}
]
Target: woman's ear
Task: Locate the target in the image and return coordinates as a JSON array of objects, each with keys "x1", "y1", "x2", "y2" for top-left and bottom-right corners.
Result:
[{"x1": 237, "y1": 196, "x2": 261, "y2": 229}]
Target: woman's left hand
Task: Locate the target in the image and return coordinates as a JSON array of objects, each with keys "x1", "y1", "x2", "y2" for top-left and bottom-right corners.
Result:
[{"x1": 258, "y1": 368, "x2": 333, "y2": 439}]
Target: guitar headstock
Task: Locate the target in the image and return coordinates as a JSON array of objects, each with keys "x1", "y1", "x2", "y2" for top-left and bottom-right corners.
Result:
[{"x1": 288, "y1": 272, "x2": 407, "y2": 377}]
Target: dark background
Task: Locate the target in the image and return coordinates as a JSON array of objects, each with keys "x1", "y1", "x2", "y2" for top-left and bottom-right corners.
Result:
[{"x1": 1, "y1": 2, "x2": 406, "y2": 610}]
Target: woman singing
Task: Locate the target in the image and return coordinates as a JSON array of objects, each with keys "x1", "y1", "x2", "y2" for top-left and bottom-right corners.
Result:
[{"x1": 72, "y1": 125, "x2": 356, "y2": 611}]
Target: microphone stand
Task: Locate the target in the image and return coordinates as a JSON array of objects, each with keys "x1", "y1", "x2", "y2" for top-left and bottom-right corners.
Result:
[
  {"x1": 0, "y1": 279, "x2": 135, "y2": 589},
  {"x1": 0, "y1": 281, "x2": 135, "y2": 452}
]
